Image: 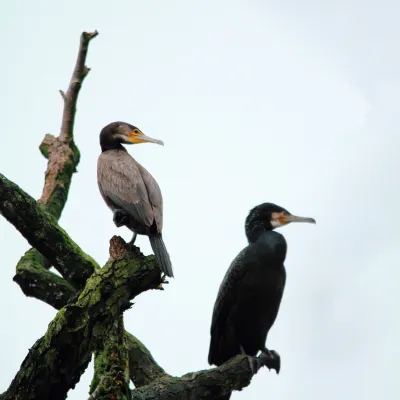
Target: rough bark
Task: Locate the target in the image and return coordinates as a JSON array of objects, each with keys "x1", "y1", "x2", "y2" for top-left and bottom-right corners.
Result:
[
  {"x1": 89, "y1": 317, "x2": 130, "y2": 400},
  {"x1": 2, "y1": 237, "x2": 162, "y2": 400},
  {"x1": 11, "y1": 245, "x2": 167, "y2": 392},
  {"x1": 130, "y1": 355, "x2": 254, "y2": 400},
  {"x1": 0, "y1": 173, "x2": 99, "y2": 287},
  {"x1": 14, "y1": 248, "x2": 76, "y2": 309},
  {"x1": 38, "y1": 30, "x2": 98, "y2": 216},
  {"x1": 125, "y1": 332, "x2": 168, "y2": 387}
]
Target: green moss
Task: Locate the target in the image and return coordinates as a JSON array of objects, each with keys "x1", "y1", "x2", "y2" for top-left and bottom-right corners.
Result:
[
  {"x1": 39, "y1": 137, "x2": 51, "y2": 159},
  {"x1": 90, "y1": 318, "x2": 130, "y2": 399}
]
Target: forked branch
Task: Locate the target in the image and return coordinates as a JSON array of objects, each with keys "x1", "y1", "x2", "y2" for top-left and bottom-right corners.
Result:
[{"x1": 2, "y1": 237, "x2": 162, "y2": 400}]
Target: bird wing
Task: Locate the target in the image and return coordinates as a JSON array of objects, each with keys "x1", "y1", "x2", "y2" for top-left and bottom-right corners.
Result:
[
  {"x1": 208, "y1": 247, "x2": 250, "y2": 364},
  {"x1": 211, "y1": 249, "x2": 249, "y2": 331},
  {"x1": 97, "y1": 151, "x2": 154, "y2": 228},
  {"x1": 136, "y1": 162, "x2": 163, "y2": 232},
  {"x1": 209, "y1": 243, "x2": 286, "y2": 364},
  {"x1": 230, "y1": 248, "x2": 286, "y2": 346}
]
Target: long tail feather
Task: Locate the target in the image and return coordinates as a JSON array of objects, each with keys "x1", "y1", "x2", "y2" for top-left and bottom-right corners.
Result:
[{"x1": 149, "y1": 233, "x2": 174, "y2": 278}]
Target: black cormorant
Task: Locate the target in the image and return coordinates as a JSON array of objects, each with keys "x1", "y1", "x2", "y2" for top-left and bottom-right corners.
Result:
[{"x1": 208, "y1": 202, "x2": 315, "y2": 383}]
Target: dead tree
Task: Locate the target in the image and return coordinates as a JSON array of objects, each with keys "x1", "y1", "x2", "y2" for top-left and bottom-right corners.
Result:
[{"x1": 0, "y1": 31, "x2": 262, "y2": 400}]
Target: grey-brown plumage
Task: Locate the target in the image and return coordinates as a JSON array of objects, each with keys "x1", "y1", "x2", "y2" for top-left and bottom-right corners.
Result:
[
  {"x1": 208, "y1": 202, "x2": 315, "y2": 394},
  {"x1": 97, "y1": 121, "x2": 173, "y2": 277}
]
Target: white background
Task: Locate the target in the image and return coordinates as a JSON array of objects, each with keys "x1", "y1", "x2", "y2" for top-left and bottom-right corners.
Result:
[{"x1": 1, "y1": 1, "x2": 399, "y2": 399}]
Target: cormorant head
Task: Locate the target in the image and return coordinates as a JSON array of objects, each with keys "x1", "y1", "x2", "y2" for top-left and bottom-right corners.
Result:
[
  {"x1": 245, "y1": 202, "x2": 316, "y2": 243},
  {"x1": 100, "y1": 121, "x2": 164, "y2": 151}
]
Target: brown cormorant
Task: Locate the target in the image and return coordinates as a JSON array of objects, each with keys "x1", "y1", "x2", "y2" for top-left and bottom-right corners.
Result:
[
  {"x1": 208, "y1": 203, "x2": 315, "y2": 387},
  {"x1": 97, "y1": 121, "x2": 173, "y2": 278}
]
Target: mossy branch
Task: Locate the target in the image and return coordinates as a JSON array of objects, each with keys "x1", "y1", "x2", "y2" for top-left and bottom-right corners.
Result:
[
  {"x1": 0, "y1": 173, "x2": 99, "y2": 287},
  {"x1": 130, "y1": 355, "x2": 257, "y2": 400},
  {"x1": 89, "y1": 317, "x2": 130, "y2": 400},
  {"x1": 12, "y1": 241, "x2": 168, "y2": 391},
  {"x1": 126, "y1": 331, "x2": 169, "y2": 387},
  {"x1": 14, "y1": 248, "x2": 77, "y2": 309},
  {"x1": 2, "y1": 237, "x2": 163, "y2": 400}
]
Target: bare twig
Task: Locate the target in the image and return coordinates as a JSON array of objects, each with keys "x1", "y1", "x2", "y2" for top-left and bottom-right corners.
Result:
[
  {"x1": 59, "y1": 90, "x2": 67, "y2": 102},
  {"x1": 59, "y1": 30, "x2": 98, "y2": 141},
  {"x1": 38, "y1": 30, "x2": 97, "y2": 217}
]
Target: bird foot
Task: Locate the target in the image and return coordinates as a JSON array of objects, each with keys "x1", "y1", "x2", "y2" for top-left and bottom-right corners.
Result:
[
  {"x1": 155, "y1": 274, "x2": 169, "y2": 290},
  {"x1": 246, "y1": 355, "x2": 264, "y2": 375},
  {"x1": 260, "y1": 348, "x2": 281, "y2": 374},
  {"x1": 124, "y1": 233, "x2": 138, "y2": 252},
  {"x1": 240, "y1": 346, "x2": 263, "y2": 375},
  {"x1": 113, "y1": 209, "x2": 129, "y2": 228}
]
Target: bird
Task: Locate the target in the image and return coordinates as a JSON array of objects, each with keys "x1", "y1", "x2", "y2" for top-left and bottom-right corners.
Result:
[
  {"x1": 208, "y1": 202, "x2": 315, "y2": 398},
  {"x1": 97, "y1": 121, "x2": 173, "y2": 278}
]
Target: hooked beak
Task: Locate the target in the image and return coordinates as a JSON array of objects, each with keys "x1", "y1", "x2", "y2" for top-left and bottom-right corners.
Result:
[
  {"x1": 283, "y1": 214, "x2": 316, "y2": 224},
  {"x1": 129, "y1": 130, "x2": 164, "y2": 146}
]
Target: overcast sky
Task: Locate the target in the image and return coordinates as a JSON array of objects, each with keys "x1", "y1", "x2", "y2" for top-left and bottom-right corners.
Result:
[{"x1": 1, "y1": 1, "x2": 399, "y2": 399}]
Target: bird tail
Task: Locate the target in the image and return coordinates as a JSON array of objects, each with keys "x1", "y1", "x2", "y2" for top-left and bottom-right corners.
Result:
[{"x1": 149, "y1": 233, "x2": 174, "y2": 278}]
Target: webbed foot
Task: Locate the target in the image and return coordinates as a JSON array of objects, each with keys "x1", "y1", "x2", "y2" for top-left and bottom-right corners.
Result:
[
  {"x1": 260, "y1": 348, "x2": 281, "y2": 374},
  {"x1": 247, "y1": 355, "x2": 263, "y2": 374},
  {"x1": 240, "y1": 346, "x2": 263, "y2": 375}
]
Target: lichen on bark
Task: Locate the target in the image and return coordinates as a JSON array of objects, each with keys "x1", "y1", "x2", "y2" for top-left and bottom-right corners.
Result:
[
  {"x1": 89, "y1": 317, "x2": 130, "y2": 400},
  {"x1": 3, "y1": 237, "x2": 162, "y2": 400},
  {"x1": 0, "y1": 173, "x2": 99, "y2": 287}
]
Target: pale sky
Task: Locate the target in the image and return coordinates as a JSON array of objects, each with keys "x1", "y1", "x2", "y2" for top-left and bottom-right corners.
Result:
[{"x1": 1, "y1": 1, "x2": 399, "y2": 399}]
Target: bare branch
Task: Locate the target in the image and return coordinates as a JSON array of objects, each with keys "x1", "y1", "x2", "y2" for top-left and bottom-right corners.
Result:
[
  {"x1": 38, "y1": 31, "x2": 97, "y2": 218},
  {"x1": 130, "y1": 355, "x2": 257, "y2": 400},
  {"x1": 38, "y1": 133, "x2": 80, "y2": 218},
  {"x1": 59, "y1": 30, "x2": 98, "y2": 142},
  {"x1": 0, "y1": 173, "x2": 99, "y2": 287},
  {"x1": 59, "y1": 90, "x2": 67, "y2": 102},
  {"x1": 2, "y1": 236, "x2": 162, "y2": 400}
]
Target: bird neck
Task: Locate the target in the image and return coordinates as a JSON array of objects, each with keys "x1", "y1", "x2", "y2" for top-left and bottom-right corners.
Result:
[
  {"x1": 256, "y1": 230, "x2": 287, "y2": 262},
  {"x1": 100, "y1": 142, "x2": 127, "y2": 152},
  {"x1": 245, "y1": 220, "x2": 271, "y2": 243}
]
